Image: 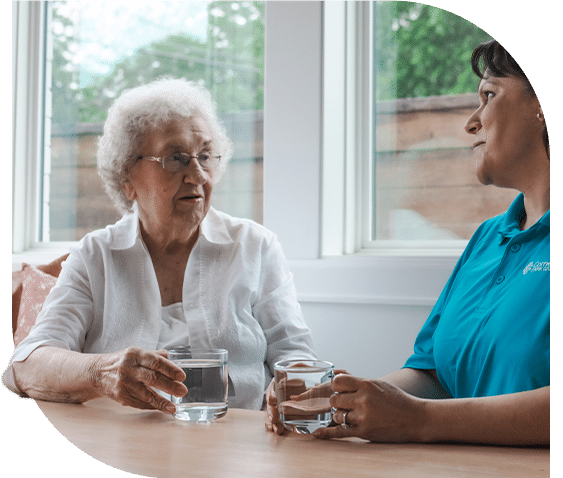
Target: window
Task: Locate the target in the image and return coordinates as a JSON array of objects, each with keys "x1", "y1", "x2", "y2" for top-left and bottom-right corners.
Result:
[
  {"x1": 42, "y1": 1, "x2": 264, "y2": 242},
  {"x1": 323, "y1": 2, "x2": 517, "y2": 256},
  {"x1": 12, "y1": 1, "x2": 545, "y2": 264}
]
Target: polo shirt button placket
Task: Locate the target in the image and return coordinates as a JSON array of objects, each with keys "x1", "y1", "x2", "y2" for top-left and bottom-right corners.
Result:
[
  {"x1": 495, "y1": 275, "x2": 505, "y2": 285},
  {"x1": 510, "y1": 243, "x2": 521, "y2": 253}
]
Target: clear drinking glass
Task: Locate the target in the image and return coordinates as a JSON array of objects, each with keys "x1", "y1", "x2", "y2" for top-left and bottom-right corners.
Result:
[
  {"x1": 273, "y1": 359, "x2": 334, "y2": 434},
  {"x1": 167, "y1": 348, "x2": 228, "y2": 421}
]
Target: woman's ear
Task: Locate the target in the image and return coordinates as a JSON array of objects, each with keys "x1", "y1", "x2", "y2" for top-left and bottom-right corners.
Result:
[{"x1": 121, "y1": 180, "x2": 136, "y2": 201}]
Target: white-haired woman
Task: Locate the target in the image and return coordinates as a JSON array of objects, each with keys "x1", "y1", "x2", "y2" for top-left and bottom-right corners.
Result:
[{"x1": 5, "y1": 79, "x2": 317, "y2": 413}]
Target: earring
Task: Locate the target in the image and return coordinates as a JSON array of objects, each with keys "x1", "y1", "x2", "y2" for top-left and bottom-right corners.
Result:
[{"x1": 536, "y1": 106, "x2": 543, "y2": 121}]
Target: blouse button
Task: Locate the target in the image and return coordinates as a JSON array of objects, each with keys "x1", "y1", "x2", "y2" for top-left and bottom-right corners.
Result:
[
  {"x1": 510, "y1": 243, "x2": 521, "y2": 253},
  {"x1": 495, "y1": 275, "x2": 505, "y2": 284}
]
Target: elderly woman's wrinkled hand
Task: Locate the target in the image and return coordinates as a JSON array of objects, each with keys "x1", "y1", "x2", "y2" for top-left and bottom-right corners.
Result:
[
  {"x1": 92, "y1": 346, "x2": 187, "y2": 414},
  {"x1": 313, "y1": 374, "x2": 426, "y2": 442}
]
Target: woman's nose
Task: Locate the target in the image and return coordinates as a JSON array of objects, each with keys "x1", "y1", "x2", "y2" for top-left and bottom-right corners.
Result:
[
  {"x1": 182, "y1": 160, "x2": 208, "y2": 184},
  {"x1": 464, "y1": 109, "x2": 481, "y2": 135}
]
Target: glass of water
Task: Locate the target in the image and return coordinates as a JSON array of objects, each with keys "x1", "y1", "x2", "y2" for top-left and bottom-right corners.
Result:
[
  {"x1": 167, "y1": 348, "x2": 228, "y2": 422},
  {"x1": 273, "y1": 359, "x2": 334, "y2": 434}
]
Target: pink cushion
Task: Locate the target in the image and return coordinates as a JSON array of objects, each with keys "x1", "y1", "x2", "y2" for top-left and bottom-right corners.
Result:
[{"x1": 14, "y1": 264, "x2": 58, "y2": 346}]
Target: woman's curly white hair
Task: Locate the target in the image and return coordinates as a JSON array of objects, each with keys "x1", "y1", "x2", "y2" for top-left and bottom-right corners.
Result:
[{"x1": 97, "y1": 78, "x2": 233, "y2": 213}]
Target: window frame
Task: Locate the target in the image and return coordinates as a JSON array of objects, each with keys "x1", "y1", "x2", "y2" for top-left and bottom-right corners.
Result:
[
  {"x1": 12, "y1": 2, "x2": 77, "y2": 267},
  {"x1": 323, "y1": 1, "x2": 476, "y2": 257},
  {"x1": 12, "y1": 1, "x2": 45, "y2": 255},
  {"x1": 262, "y1": 1, "x2": 458, "y2": 306}
]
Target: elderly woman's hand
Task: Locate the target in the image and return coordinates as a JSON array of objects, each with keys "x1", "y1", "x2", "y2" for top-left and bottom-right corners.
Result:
[
  {"x1": 92, "y1": 346, "x2": 187, "y2": 414},
  {"x1": 313, "y1": 374, "x2": 427, "y2": 442}
]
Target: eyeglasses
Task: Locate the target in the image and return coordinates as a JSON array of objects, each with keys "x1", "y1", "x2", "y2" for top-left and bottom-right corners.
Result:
[{"x1": 140, "y1": 152, "x2": 221, "y2": 173}]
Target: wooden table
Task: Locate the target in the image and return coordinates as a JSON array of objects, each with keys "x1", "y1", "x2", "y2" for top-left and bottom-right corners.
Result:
[{"x1": 37, "y1": 397, "x2": 549, "y2": 478}]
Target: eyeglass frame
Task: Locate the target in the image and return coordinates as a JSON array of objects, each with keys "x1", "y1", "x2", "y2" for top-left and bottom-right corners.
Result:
[{"x1": 138, "y1": 151, "x2": 222, "y2": 173}]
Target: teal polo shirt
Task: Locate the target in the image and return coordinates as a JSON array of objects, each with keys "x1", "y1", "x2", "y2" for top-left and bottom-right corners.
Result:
[{"x1": 404, "y1": 194, "x2": 550, "y2": 398}]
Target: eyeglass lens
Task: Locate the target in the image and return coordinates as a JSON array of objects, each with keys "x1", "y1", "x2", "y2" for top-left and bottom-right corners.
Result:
[{"x1": 164, "y1": 153, "x2": 218, "y2": 172}]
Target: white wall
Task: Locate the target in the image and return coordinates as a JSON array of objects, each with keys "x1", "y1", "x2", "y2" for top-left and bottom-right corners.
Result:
[
  {"x1": 301, "y1": 302, "x2": 431, "y2": 378},
  {"x1": 263, "y1": 1, "x2": 322, "y2": 261},
  {"x1": 288, "y1": 255, "x2": 452, "y2": 378}
]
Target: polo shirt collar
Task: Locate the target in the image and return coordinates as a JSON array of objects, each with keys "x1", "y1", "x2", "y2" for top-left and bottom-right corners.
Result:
[
  {"x1": 109, "y1": 204, "x2": 233, "y2": 250},
  {"x1": 539, "y1": 207, "x2": 550, "y2": 228},
  {"x1": 498, "y1": 193, "x2": 550, "y2": 243}
]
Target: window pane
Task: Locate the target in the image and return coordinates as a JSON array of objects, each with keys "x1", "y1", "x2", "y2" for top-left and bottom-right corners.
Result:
[
  {"x1": 371, "y1": 2, "x2": 516, "y2": 243},
  {"x1": 45, "y1": 1, "x2": 264, "y2": 242}
]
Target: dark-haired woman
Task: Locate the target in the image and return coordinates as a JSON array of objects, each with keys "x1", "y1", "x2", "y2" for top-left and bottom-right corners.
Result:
[{"x1": 266, "y1": 40, "x2": 550, "y2": 445}]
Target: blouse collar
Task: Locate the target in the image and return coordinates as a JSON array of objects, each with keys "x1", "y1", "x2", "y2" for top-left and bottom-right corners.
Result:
[{"x1": 110, "y1": 204, "x2": 233, "y2": 250}]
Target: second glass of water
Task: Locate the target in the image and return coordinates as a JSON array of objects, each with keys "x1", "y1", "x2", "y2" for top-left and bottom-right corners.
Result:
[
  {"x1": 167, "y1": 348, "x2": 228, "y2": 422},
  {"x1": 273, "y1": 359, "x2": 334, "y2": 434}
]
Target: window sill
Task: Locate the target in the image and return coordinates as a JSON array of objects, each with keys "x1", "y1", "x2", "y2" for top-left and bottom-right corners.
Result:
[
  {"x1": 289, "y1": 253, "x2": 457, "y2": 307},
  {"x1": 12, "y1": 243, "x2": 76, "y2": 271}
]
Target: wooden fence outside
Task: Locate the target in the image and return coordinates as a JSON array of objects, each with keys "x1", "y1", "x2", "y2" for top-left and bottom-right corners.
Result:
[{"x1": 47, "y1": 94, "x2": 516, "y2": 242}]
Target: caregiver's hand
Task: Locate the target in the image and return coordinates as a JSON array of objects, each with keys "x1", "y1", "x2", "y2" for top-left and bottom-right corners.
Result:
[
  {"x1": 265, "y1": 377, "x2": 286, "y2": 435},
  {"x1": 92, "y1": 347, "x2": 187, "y2": 414},
  {"x1": 313, "y1": 374, "x2": 427, "y2": 442},
  {"x1": 265, "y1": 369, "x2": 348, "y2": 435},
  {"x1": 289, "y1": 369, "x2": 349, "y2": 402}
]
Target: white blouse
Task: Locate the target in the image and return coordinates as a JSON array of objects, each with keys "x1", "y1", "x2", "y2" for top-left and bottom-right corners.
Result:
[
  {"x1": 157, "y1": 302, "x2": 235, "y2": 403},
  {"x1": 158, "y1": 302, "x2": 210, "y2": 351},
  {"x1": 4, "y1": 207, "x2": 317, "y2": 409}
]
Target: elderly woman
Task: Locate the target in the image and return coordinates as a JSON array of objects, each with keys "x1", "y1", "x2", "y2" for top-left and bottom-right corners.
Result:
[
  {"x1": 5, "y1": 78, "x2": 317, "y2": 413},
  {"x1": 267, "y1": 40, "x2": 549, "y2": 445}
]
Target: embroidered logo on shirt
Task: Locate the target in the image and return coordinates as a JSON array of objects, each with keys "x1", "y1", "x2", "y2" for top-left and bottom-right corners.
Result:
[{"x1": 523, "y1": 261, "x2": 550, "y2": 275}]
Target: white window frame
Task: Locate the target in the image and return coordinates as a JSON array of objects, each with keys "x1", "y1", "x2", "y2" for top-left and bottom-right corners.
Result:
[
  {"x1": 12, "y1": 1, "x2": 75, "y2": 267},
  {"x1": 322, "y1": 1, "x2": 471, "y2": 257},
  {"x1": 12, "y1": 1, "x2": 44, "y2": 255},
  {"x1": 263, "y1": 1, "x2": 457, "y2": 306}
]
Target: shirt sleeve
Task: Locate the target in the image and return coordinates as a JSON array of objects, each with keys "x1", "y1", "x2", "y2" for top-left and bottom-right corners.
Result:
[
  {"x1": 3, "y1": 250, "x2": 95, "y2": 394},
  {"x1": 252, "y1": 234, "x2": 318, "y2": 374},
  {"x1": 402, "y1": 307, "x2": 440, "y2": 371},
  {"x1": 403, "y1": 246, "x2": 471, "y2": 372}
]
